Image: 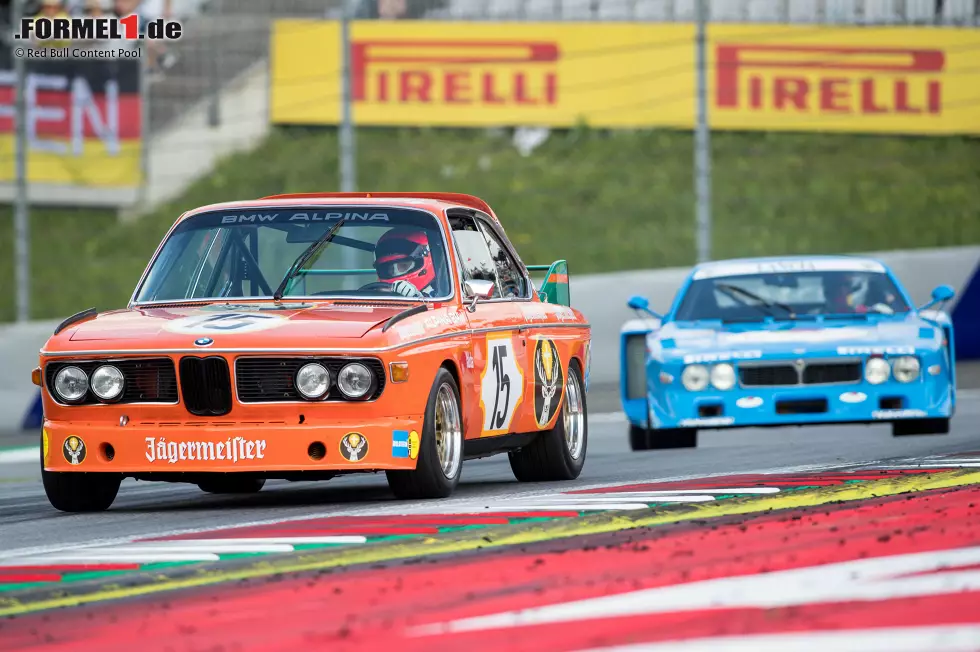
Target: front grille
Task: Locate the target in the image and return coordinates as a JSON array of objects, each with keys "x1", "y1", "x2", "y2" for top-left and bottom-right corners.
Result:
[
  {"x1": 739, "y1": 360, "x2": 862, "y2": 387},
  {"x1": 45, "y1": 358, "x2": 178, "y2": 405},
  {"x1": 179, "y1": 356, "x2": 232, "y2": 416},
  {"x1": 236, "y1": 357, "x2": 386, "y2": 402},
  {"x1": 739, "y1": 364, "x2": 798, "y2": 387},
  {"x1": 803, "y1": 362, "x2": 862, "y2": 384},
  {"x1": 777, "y1": 398, "x2": 829, "y2": 414}
]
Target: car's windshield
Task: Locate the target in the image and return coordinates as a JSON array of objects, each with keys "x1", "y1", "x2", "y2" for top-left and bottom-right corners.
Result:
[
  {"x1": 134, "y1": 206, "x2": 453, "y2": 303},
  {"x1": 674, "y1": 270, "x2": 910, "y2": 322}
]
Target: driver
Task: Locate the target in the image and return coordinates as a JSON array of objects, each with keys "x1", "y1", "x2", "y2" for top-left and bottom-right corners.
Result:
[
  {"x1": 370, "y1": 227, "x2": 437, "y2": 298},
  {"x1": 826, "y1": 273, "x2": 874, "y2": 314}
]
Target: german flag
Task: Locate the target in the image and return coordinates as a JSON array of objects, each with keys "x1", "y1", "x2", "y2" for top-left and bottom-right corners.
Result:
[{"x1": 0, "y1": 46, "x2": 141, "y2": 187}]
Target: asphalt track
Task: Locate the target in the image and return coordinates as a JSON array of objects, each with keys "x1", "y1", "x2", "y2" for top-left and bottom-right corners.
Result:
[{"x1": 2, "y1": 387, "x2": 979, "y2": 555}]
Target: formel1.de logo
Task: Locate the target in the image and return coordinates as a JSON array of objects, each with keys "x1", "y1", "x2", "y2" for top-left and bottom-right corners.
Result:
[{"x1": 14, "y1": 14, "x2": 182, "y2": 42}]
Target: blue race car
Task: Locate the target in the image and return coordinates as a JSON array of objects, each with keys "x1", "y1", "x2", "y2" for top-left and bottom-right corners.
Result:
[{"x1": 620, "y1": 256, "x2": 956, "y2": 450}]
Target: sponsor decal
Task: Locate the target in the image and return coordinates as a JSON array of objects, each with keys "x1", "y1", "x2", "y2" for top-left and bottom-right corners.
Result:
[
  {"x1": 394, "y1": 322, "x2": 426, "y2": 340},
  {"x1": 678, "y1": 416, "x2": 735, "y2": 427},
  {"x1": 718, "y1": 328, "x2": 873, "y2": 346},
  {"x1": 423, "y1": 310, "x2": 467, "y2": 330},
  {"x1": 694, "y1": 259, "x2": 885, "y2": 280},
  {"x1": 840, "y1": 391, "x2": 868, "y2": 404},
  {"x1": 164, "y1": 312, "x2": 286, "y2": 335},
  {"x1": 736, "y1": 396, "x2": 763, "y2": 409},
  {"x1": 532, "y1": 338, "x2": 564, "y2": 428},
  {"x1": 340, "y1": 432, "x2": 369, "y2": 462},
  {"x1": 144, "y1": 436, "x2": 267, "y2": 464},
  {"x1": 479, "y1": 333, "x2": 524, "y2": 435},
  {"x1": 683, "y1": 350, "x2": 763, "y2": 364},
  {"x1": 463, "y1": 351, "x2": 475, "y2": 369},
  {"x1": 584, "y1": 340, "x2": 592, "y2": 391},
  {"x1": 838, "y1": 345, "x2": 916, "y2": 356},
  {"x1": 872, "y1": 409, "x2": 928, "y2": 419},
  {"x1": 391, "y1": 429, "x2": 419, "y2": 459},
  {"x1": 62, "y1": 435, "x2": 86, "y2": 465}
]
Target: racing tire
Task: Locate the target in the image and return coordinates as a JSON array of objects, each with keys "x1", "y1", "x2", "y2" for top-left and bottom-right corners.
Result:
[
  {"x1": 509, "y1": 360, "x2": 588, "y2": 482},
  {"x1": 42, "y1": 470, "x2": 122, "y2": 512},
  {"x1": 630, "y1": 424, "x2": 697, "y2": 450},
  {"x1": 197, "y1": 476, "x2": 266, "y2": 494},
  {"x1": 891, "y1": 418, "x2": 950, "y2": 437},
  {"x1": 386, "y1": 368, "x2": 463, "y2": 499}
]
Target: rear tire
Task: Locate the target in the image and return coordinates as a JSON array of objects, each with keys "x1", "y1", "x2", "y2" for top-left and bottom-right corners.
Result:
[
  {"x1": 43, "y1": 470, "x2": 121, "y2": 512},
  {"x1": 892, "y1": 418, "x2": 950, "y2": 437},
  {"x1": 386, "y1": 368, "x2": 463, "y2": 499},
  {"x1": 197, "y1": 476, "x2": 266, "y2": 494},
  {"x1": 509, "y1": 360, "x2": 588, "y2": 482}
]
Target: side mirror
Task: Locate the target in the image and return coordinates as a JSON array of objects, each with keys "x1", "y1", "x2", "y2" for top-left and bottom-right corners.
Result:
[
  {"x1": 627, "y1": 294, "x2": 663, "y2": 320},
  {"x1": 627, "y1": 295, "x2": 649, "y2": 311},
  {"x1": 464, "y1": 279, "x2": 495, "y2": 312},
  {"x1": 919, "y1": 284, "x2": 955, "y2": 311},
  {"x1": 932, "y1": 284, "x2": 955, "y2": 303}
]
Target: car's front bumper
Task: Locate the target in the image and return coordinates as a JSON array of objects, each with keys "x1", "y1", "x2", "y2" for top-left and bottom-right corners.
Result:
[
  {"x1": 41, "y1": 416, "x2": 424, "y2": 473},
  {"x1": 625, "y1": 379, "x2": 953, "y2": 430}
]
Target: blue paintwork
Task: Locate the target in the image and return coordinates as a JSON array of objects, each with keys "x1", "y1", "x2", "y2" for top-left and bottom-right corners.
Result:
[{"x1": 620, "y1": 256, "x2": 956, "y2": 432}]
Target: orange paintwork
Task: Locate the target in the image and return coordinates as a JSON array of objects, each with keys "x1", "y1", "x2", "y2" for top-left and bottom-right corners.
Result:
[{"x1": 39, "y1": 194, "x2": 591, "y2": 476}]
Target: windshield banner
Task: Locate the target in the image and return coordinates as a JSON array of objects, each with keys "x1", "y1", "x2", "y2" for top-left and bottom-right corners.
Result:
[{"x1": 271, "y1": 20, "x2": 980, "y2": 136}]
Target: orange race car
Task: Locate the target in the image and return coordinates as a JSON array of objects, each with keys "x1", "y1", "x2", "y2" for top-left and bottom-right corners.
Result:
[{"x1": 33, "y1": 192, "x2": 591, "y2": 512}]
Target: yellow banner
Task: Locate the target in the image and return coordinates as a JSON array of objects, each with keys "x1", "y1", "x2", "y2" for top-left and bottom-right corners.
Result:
[{"x1": 270, "y1": 21, "x2": 980, "y2": 135}]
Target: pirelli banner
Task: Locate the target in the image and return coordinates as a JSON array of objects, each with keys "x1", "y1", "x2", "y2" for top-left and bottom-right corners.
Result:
[
  {"x1": 0, "y1": 45, "x2": 142, "y2": 187},
  {"x1": 271, "y1": 21, "x2": 980, "y2": 136}
]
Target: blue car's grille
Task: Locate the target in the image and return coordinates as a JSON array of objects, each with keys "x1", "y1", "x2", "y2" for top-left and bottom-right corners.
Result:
[{"x1": 739, "y1": 361, "x2": 862, "y2": 387}]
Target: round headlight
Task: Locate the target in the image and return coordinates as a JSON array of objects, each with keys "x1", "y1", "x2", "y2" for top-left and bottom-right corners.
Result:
[
  {"x1": 710, "y1": 363, "x2": 736, "y2": 390},
  {"x1": 681, "y1": 364, "x2": 709, "y2": 391},
  {"x1": 295, "y1": 363, "x2": 330, "y2": 400},
  {"x1": 54, "y1": 366, "x2": 89, "y2": 402},
  {"x1": 337, "y1": 363, "x2": 373, "y2": 399},
  {"x1": 91, "y1": 365, "x2": 124, "y2": 401},
  {"x1": 865, "y1": 357, "x2": 891, "y2": 385},
  {"x1": 893, "y1": 356, "x2": 920, "y2": 383}
]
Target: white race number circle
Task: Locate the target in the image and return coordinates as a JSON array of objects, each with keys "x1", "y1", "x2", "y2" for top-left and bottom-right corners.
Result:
[
  {"x1": 164, "y1": 312, "x2": 287, "y2": 335},
  {"x1": 480, "y1": 333, "x2": 524, "y2": 435}
]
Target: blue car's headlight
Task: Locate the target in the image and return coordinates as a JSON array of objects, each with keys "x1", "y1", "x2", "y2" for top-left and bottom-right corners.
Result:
[
  {"x1": 710, "y1": 363, "x2": 736, "y2": 390},
  {"x1": 682, "y1": 364, "x2": 709, "y2": 391},
  {"x1": 893, "y1": 356, "x2": 920, "y2": 383},
  {"x1": 865, "y1": 358, "x2": 891, "y2": 385}
]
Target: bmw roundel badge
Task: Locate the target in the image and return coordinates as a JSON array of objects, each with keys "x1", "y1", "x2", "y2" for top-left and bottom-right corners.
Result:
[{"x1": 194, "y1": 337, "x2": 214, "y2": 347}]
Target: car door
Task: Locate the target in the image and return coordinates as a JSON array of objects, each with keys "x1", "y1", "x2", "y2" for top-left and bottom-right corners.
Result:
[{"x1": 449, "y1": 213, "x2": 530, "y2": 440}]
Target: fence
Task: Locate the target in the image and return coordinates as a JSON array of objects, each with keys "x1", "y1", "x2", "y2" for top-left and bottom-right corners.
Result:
[{"x1": 1, "y1": 0, "x2": 979, "y2": 322}]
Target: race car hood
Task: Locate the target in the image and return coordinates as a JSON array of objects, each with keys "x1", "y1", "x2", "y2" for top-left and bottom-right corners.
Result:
[
  {"x1": 62, "y1": 302, "x2": 405, "y2": 346},
  {"x1": 655, "y1": 315, "x2": 943, "y2": 363}
]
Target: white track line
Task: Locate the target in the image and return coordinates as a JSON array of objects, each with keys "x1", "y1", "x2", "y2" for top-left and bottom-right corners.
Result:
[
  {"x1": 577, "y1": 625, "x2": 980, "y2": 652},
  {"x1": 505, "y1": 495, "x2": 717, "y2": 504},
  {"x1": 1, "y1": 552, "x2": 222, "y2": 565},
  {"x1": 0, "y1": 447, "x2": 37, "y2": 465},
  {"x1": 134, "y1": 536, "x2": 368, "y2": 545}
]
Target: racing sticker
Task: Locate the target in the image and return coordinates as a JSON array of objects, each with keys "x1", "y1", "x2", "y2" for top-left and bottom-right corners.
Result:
[
  {"x1": 63, "y1": 436, "x2": 86, "y2": 465},
  {"x1": 163, "y1": 312, "x2": 287, "y2": 335},
  {"x1": 480, "y1": 332, "x2": 524, "y2": 436},
  {"x1": 532, "y1": 338, "x2": 564, "y2": 428},
  {"x1": 340, "y1": 432, "x2": 369, "y2": 461},
  {"x1": 392, "y1": 430, "x2": 420, "y2": 460},
  {"x1": 144, "y1": 436, "x2": 267, "y2": 463}
]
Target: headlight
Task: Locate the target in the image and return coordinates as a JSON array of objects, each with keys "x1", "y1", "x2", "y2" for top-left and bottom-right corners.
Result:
[
  {"x1": 337, "y1": 362, "x2": 373, "y2": 398},
  {"x1": 91, "y1": 365, "x2": 124, "y2": 401},
  {"x1": 893, "y1": 356, "x2": 920, "y2": 383},
  {"x1": 295, "y1": 363, "x2": 330, "y2": 399},
  {"x1": 681, "y1": 364, "x2": 709, "y2": 391},
  {"x1": 710, "y1": 363, "x2": 736, "y2": 390},
  {"x1": 864, "y1": 357, "x2": 891, "y2": 385},
  {"x1": 54, "y1": 366, "x2": 89, "y2": 402}
]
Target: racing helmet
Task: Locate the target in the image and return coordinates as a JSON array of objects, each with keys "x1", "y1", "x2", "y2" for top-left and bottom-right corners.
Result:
[{"x1": 373, "y1": 228, "x2": 434, "y2": 292}]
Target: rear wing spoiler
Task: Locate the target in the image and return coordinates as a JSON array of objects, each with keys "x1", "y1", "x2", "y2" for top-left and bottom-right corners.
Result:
[{"x1": 527, "y1": 260, "x2": 570, "y2": 307}]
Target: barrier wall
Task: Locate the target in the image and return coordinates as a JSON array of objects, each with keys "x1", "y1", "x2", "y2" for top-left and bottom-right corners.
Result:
[{"x1": 3, "y1": 246, "x2": 979, "y2": 434}]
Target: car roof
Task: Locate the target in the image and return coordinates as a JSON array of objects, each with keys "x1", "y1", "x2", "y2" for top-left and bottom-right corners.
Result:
[
  {"x1": 176, "y1": 192, "x2": 498, "y2": 223},
  {"x1": 690, "y1": 255, "x2": 888, "y2": 280}
]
